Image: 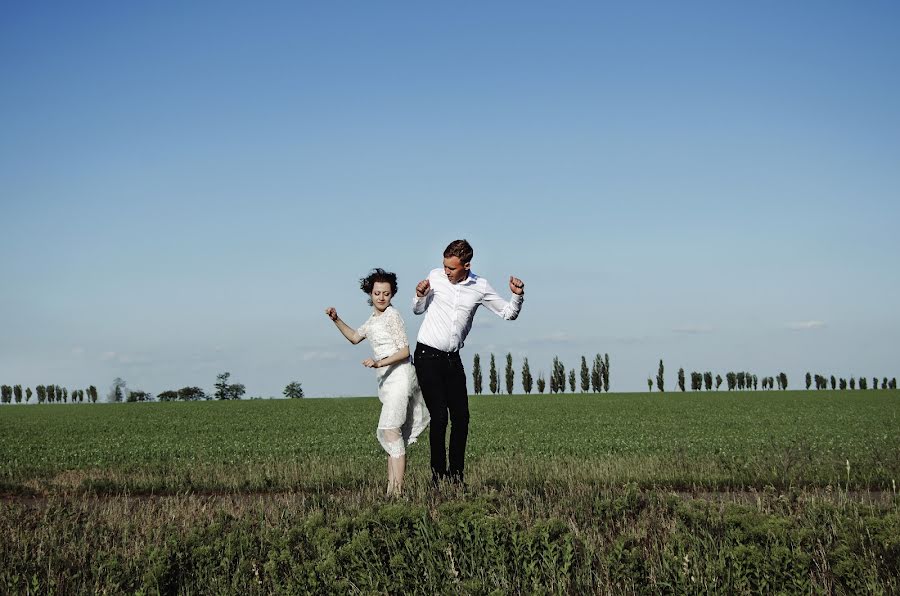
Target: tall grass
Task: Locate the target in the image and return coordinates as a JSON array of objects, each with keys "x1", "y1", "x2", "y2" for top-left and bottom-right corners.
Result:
[{"x1": 1, "y1": 391, "x2": 899, "y2": 592}]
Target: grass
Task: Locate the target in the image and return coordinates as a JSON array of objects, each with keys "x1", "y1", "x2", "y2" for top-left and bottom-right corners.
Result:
[
  {"x1": 1, "y1": 391, "x2": 899, "y2": 593},
  {"x1": 2, "y1": 391, "x2": 899, "y2": 495}
]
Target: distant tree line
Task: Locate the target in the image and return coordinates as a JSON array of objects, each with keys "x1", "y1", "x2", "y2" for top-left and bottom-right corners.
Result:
[
  {"x1": 1, "y1": 372, "x2": 309, "y2": 404},
  {"x1": 0, "y1": 384, "x2": 97, "y2": 404},
  {"x1": 650, "y1": 364, "x2": 899, "y2": 393},
  {"x1": 470, "y1": 353, "x2": 610, "y2": 395},
  {"x1": 650, "y1": 361, "x2": 790, "y2": 392},
  {"x1": 807, "y1": 372, "x2": 896, "y2": 391}
]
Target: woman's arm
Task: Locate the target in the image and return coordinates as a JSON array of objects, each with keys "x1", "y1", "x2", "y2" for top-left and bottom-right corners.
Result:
[
  {"x1": 325, "y1": 307, "x2": 363, "y2": 344},
  {"x1": 362, "y1": 345, "x2": 410, "y2": 369}
]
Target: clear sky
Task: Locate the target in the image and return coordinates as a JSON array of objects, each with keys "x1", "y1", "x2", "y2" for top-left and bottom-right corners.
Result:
[{"x1": 2, "y1": 2, "x2": 899, "y2": 398}]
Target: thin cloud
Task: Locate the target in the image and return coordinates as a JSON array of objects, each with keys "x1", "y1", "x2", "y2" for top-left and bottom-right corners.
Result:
[
  {"x1": 99, "y1": 351, "x2": 152, "y2": 365},
  {"x1": 300, "y1": 350, "x2": 342, "y2": 362},
  {"x1": 786, "y1": 321, "x2": 826, "y2": 331},
  {"x1": 608, "y1": 335, "x2": 652, "y2": 345},
  {"x1": 673, "y1": 325, "x2": 715, "y2": 334},
  {"x1": 511, "y1": 332, "x2": 651, "y2": 348},
  {"x1": 118, "y1": 354, "x2": 152, "y2": 365},
  {"x1": 532, "y1": 332, "x2": 575, "y2": 344}
]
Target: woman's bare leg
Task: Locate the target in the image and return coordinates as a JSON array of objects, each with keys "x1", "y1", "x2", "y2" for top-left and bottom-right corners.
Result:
[
  {"x1": 387, "y1": 455, "x2": 396, "y2": 495},
  {"x1": 383, "y1": 428, "x2": 405, "y2": 496},
  {"x1": 391, "y1": 454, "x2": 406, "y2": 495}
]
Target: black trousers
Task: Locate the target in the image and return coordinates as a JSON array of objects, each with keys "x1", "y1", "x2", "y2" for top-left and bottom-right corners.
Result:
[{"x1": 413, "y1": 342, "x2": 469, "y2": 482}]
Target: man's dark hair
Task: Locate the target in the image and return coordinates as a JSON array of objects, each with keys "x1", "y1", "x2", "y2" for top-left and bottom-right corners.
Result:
[
  {"x1": 443, "y1": 239, "x2": 474, "y2": 264},
  {"x1": 359, "y1": 268, "x2": 398, "y2": 305}
]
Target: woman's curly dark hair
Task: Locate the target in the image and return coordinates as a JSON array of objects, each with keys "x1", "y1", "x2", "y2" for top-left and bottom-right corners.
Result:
[{"x1": 359, "y1": 268, "x2": 398, "y2": 305}]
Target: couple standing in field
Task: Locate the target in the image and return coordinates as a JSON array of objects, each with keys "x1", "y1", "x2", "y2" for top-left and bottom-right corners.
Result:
[{"x1": 325, "y1": 239, "x2": 525, "y2": 495}]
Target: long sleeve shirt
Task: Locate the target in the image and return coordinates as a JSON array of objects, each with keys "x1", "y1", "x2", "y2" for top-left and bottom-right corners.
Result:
[{"x1": 412, "y1": 268, "x2": 524, "y2": 352}]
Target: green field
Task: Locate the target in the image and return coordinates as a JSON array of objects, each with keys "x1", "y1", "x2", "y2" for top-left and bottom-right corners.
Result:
[{"x1": 2, "y1": 391, "x2": 899, "y2": 593}]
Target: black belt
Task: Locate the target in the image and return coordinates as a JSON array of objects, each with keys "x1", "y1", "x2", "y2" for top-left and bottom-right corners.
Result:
[{"x1": 415, "y1": 342, "x2": 461, "y2": 360}]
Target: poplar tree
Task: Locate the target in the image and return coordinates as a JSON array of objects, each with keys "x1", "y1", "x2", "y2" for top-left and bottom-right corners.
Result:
[
  {"x1": 603, "y1": 353, "x2": 610, "y2": 392},
  {"x1": 550, "y1": 356, "x2": 559, "y2": 393},
  {"x1": 715, "y1": 374, "x2": 723, "y2": 390},
  {"x1": 806, "y1": 372, "x2": 812, "y2": 390},
  {"x1": 580, "y1": 356, "x2": 590, "y2": 392},
  {"x1": 647, "y1": 378, "x2": 653, "y2": 391},
  {"x1": 505, "y1": 353, "x2": 514, "y2": 395},
  {"x1": 26, "y1": 387, "x2": 32, "y2": 402},
  {"x1": 850, "y1": 377, "x2": 856, "y2": 390},
  {"x1": 472, "y1": 354, "x2": 483, "y2": 395},
  {"x1": 704, "y1": 372, "x2": 713, "y2": 391},
  {"x1": 568, "y1": 369, "x2": 576, "y2": 393},
  {"x1": 552, "y1": 357, "x2": 566, "y2": 393},
  {"x1": 778, "y1": 372, "x2": 788, "y2": 390},
  {"x1": 536, "y1": 373, "x2": 545, "y2": 393},
  {"x1": 692, "y1": 372, "x2": 703, "y2": 391},
  {"x1": 89, "y1": 385, "x2": 98, "y2": 403},
  {"x1": 656, "y1": 360, "x2": 665, "y2": 392},
  {"x1": 831, "y1": 376, "x2": 837, "y2": 390},
  {"x1": 677, "y1": 368, "x2": 685, "y2": 392},
  {"x1": 558, "y1": 358, "x2": 567, "y2": 393},
  {"x1": 521, "y1": 357, "x2": 533, "y2": 394},
  {"x1": 590, "y1": 355, "x2": 601, "y2": 393},
  {"x1": 13, "y1": 385, "x2": 22, "y2": 403},
  {"x1": 489, "y1": 354, "x2": 498, "y2": 394}
]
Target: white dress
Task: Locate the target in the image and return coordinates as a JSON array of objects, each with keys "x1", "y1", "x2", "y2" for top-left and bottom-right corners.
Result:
[{"x1": 357, "y1": 305, "x2": 430, "y2": 457}]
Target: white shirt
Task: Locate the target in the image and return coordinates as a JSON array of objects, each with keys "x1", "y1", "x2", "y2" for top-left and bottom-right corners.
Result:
[{"x1": 413, "y1": 268, "x2": 523, "y2": 352}]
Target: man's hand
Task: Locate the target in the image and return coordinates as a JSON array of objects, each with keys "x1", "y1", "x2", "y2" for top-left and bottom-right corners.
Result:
[
  {"x1": 325, "y1": 307, "x2": 339, "y2": 321},
  {"x1": 509, "y1": 276, "x2": 525, "y2": 295},
  {"x1": 416, "y1": 279, "x2": 431, "y2": 298}
]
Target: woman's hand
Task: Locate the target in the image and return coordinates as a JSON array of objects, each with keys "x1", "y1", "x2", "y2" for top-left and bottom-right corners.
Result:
[
  {"x1": 325, "y1": 307, "x2": 339, "y2": 321},
  {"x1": 362, "y1": 358, "x2": 378, "y2": 368}
]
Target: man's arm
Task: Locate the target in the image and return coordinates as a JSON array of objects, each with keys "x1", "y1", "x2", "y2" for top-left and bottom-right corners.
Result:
[
  {"x1": 412, "y1": 276, "x2": 433, "y2": 315},
  {"x1": 480, "y1": 276, "x2": 524, "y2": 320}
]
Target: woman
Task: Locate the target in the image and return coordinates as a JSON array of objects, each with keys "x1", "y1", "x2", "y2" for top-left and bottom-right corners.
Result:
[{"x1": 325, "y1": 268, "x2": 429, "y2": 496}]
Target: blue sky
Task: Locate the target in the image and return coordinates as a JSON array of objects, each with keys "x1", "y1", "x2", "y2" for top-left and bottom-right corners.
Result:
[{"x1": 2, "y1": 2, "x2": 899, "y2": 398}]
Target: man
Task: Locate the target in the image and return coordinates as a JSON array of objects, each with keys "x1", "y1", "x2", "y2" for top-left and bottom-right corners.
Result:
[{"x1": 412, "y1": 239, "x2": 525, "y2": 485}]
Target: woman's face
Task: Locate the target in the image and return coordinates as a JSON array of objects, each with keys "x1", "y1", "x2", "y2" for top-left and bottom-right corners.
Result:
[{"x1": 371, "y1": 281, "x2": 393, "y2": 312}]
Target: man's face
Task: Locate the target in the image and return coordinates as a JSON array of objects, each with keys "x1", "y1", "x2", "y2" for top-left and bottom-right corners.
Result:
[{"x1": 443, "y1": 256, "x2": 471, "y2": 284}]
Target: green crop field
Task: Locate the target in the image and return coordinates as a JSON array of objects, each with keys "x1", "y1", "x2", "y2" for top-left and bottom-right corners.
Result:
[{"x1": 2, "y1": 391, "x2": 899, "y2": 593}]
